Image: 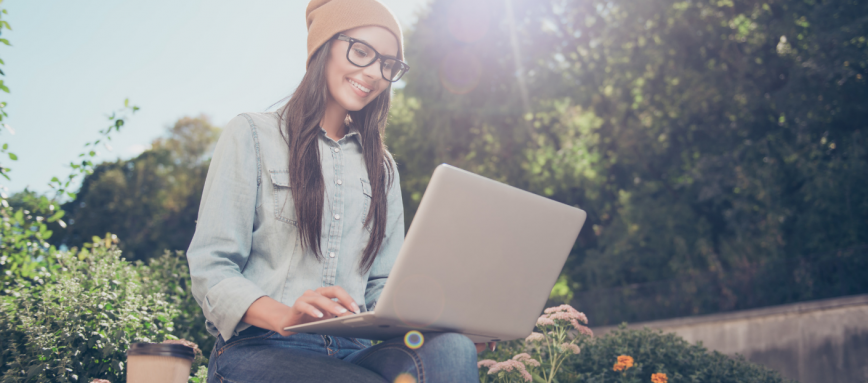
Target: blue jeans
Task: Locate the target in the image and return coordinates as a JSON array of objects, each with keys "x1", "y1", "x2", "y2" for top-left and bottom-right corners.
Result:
[{"x1": 207, "y1": 326, "x2": 480, "y2": 382}]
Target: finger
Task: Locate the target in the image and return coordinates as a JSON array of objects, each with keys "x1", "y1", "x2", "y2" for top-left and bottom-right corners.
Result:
[
  {"x1": 315, "y1": 286, "x2": 361, "y2": 314},
  {"x1": 489, "y1": 342, "x2": 497, "y2": 352},
  {"x1": 277, "y1": 328, "x2": 297, "y2": 337},
  {"x1": 305, "y1": 293, "x2": 354, "y2": 318},
  {"x1": 292, "y1": 300, "x2": 326, "y2": 319}
]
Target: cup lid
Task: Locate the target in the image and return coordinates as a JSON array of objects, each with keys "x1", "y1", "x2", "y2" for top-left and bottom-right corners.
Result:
[{"x1": 127, "y1": 343, "x2": 195, "y2": 360}]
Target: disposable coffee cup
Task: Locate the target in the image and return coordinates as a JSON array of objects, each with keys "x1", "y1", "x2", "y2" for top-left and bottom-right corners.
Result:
[{"x1": 126, "y1": 343, "x2": 195, "y2": 383}]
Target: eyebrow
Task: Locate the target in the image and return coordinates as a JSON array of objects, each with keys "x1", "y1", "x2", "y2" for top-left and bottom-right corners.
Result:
[{"x1": 347, "y1": 35, "x2": 399, "y2": 59}]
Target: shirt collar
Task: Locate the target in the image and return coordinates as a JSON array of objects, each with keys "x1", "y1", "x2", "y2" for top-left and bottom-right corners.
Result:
[{"x1": 319, "y1": 124, "x2": 362, "y2": 144}]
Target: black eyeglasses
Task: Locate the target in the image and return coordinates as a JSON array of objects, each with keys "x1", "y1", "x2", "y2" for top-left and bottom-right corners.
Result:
[{"x1": 335, "y1": 34, "x2": 410, "y2": 83}]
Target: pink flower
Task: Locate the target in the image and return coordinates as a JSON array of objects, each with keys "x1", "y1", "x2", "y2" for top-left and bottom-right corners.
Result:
[
  {"x1": 488, "y1": 360, "x2": 532, "y2": 382},
  {"x1": 544, "y1": 304, "x2": 574, "y2": 314},
  {"x1": 548, "y1": 309, "x2": 589, "y2": 326},
  {"x1": 513, "y1": 353, "x2": 541, "y2": 367},
  {"x1": 513, "y1": 353, "x2": 532, "y2": 362},
  {"x1": 544, "y1": 304, "x2": 582, "y2": 316},
  {"x1": 570, "y1": 318, "x2": 581, "y2": 330},
  {"x1": 559, "y1": 343, "x2": 581, "y2": 354},
  {"x1": 525, "y1": 332, "x2": 545, "y2": 342},
  {"x1": 548, "y1": 311, "x2": 576, "y2": 322},
  {"x1": 575, "y1": 324, "x2": 594, "y2": 337},
  {"x1": 487, "y1": 360, "x2": 510, "y2": 374},
  {"x1": 536, "y1": 316, "x2": 555, "y2": 327},
  {"x1": 478, "y1": 359, "x2": 497, "y2": 369}
]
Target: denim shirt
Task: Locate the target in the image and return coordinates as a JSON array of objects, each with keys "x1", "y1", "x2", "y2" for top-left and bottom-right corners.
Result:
[{"x1": 187, "y1": 111, "x2": 404, "y2": 340}]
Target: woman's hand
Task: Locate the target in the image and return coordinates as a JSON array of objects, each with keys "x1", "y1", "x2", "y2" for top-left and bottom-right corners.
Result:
[
  {"x1": 242, "y1": 286, "x2": 360, "y2": 336},
  {"x1": 475, "y1": 342, "x2": 496, "y2": 353}
]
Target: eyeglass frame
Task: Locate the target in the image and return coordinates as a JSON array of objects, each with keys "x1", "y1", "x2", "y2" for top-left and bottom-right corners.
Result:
[{"x1": 334, "y1": 34, "x2": 410, "y2": 83}]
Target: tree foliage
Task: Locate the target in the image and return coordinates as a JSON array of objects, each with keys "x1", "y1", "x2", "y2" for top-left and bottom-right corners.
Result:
[
  {"x1": 387, "y1": 0, "x2": 867, "y2": 319},
  {"x1": 54, "y1": 116, "x2": 219, "y2": 262}
]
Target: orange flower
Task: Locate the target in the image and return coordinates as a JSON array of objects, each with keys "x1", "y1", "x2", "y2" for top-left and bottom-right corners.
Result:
[
  {"x1": 651, "y1": 372, "x2": 668, "y2": 383},
  {"x1": 613, "y1": 355, "x2": 634, "y2": 372},
  {"x1": 617, "y1": 355, "x2": 634, "y2": 369}
]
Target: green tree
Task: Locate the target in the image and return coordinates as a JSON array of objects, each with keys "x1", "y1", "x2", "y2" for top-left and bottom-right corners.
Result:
[
  {"x1": 55, "y1": 116, "x2": 220, "y2": 262},
  {"x1": 388, "y1": 0, "x2": 868, "y2": 321},
  {"x1": 0, "y1": 0, "x2": 13, "y2": 181}
]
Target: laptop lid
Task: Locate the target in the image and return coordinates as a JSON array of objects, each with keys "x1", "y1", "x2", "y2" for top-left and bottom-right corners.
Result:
[{"x1": 373, "y1": 164, "x2": 586, "y2": 341}]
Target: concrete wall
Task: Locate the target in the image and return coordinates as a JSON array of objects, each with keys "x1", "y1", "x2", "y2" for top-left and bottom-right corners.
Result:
[{"x1": 592, "y1": 294, "x2": 868, "y2": 383}]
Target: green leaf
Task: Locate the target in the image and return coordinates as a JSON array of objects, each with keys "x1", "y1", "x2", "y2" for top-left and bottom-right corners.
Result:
[
  {"x1": 49, "y1": 210, "x2": 65, "y2": 221},
  {"x1": 8, "y1": 152, "x2": 16, "y2": 160},
  {"x1": 2, "y1": 143, "x2": 7, "y2": 149},
  {"x1": 0, "y1": 38, "x2": 9, "y2": 46}
]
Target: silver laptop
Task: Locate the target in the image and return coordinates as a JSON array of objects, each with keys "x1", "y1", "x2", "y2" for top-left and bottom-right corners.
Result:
[{"x1": 285, "y1": 164, "x2": 586, "y2": 343}]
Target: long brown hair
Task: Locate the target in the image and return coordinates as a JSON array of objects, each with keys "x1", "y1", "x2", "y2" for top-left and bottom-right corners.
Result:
[{"x1": 278, "y1": 39, "x2": 395, "y2": 274}]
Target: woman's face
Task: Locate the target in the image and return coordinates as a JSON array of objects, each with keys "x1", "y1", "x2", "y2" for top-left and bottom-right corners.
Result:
[{"x1": 325, "y1": 25, "x2": 398, "y2": 112}]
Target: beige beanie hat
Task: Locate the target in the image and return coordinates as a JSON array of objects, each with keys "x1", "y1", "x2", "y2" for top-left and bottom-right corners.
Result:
[{"x1": 305, "y1": 0, "x2": 404, "y2": 69}]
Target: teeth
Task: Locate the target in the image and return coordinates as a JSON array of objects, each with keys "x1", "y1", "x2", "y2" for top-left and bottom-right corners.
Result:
[{"x1": 349, "y1": 79, "x2": 371, "y2": 93}]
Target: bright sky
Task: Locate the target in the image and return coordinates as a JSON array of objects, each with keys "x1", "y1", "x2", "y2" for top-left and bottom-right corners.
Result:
[{"x1": 2, "y1": 0, "x2": 429, "y2": 195}]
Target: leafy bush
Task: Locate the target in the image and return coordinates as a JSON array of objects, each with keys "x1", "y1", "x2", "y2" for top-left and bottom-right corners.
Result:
[
  {"x1": 139, "y1": 250, "x2": 214, "y2": 355},
  {"x1": 477, "y1": 305, "x2": 791, "y2": 383},
  {"x1": 562, "y1": 326, "x2": 792, "y2": 383},
  {"x1": 0, "y1": 241, "x2": 178, "y2": 382}
]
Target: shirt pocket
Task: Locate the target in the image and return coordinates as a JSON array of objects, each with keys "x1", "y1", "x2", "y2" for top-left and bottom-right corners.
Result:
[
  {"x1": 269, "y1": 170, "x2": 297, "y2": 226},
  {"x1": 360, "y1": 177, "x2": 372, "y2": 225}
]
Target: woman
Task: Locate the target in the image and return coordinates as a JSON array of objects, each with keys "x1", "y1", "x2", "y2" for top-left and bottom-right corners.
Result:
[{"x1": 186, "y1": 0, "x2": 484, "y2": 381}]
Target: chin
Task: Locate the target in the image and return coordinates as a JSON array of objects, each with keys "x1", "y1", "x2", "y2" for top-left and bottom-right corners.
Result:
[
  {"x1": 339, "y1": 102, "x2": 366, "y2": 113},
  {"x1": 338, "y1": 93, "x2": 375, "y2": 112}
]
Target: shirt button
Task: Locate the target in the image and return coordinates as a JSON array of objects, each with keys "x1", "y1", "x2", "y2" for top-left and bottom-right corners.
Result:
[
  {"x1": 334, "y1": 214, "x2": 341, "y2": 220},
  {"x1": 334, "y1": 147, "x2": 340, "y2": 153},
  {"x1": 337, "y1": 180, "x2": 343, "y2": 185},
  {"x1": 329, "y1": 252, "x2": 335, "y2": 258}
]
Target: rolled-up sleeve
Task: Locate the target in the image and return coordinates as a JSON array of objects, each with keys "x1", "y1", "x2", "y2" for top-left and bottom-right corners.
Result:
[
  {"x1": 187, "y1": 115, "x2": 266, "y2": 340},
  {"x1": 365, "y1": 159, "x2": 404, "y2": 311}
]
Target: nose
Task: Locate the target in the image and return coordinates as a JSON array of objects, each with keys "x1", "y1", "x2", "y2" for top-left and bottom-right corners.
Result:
[{"x1": 362, "y1": 60, "x2": 382, "y2": 82}]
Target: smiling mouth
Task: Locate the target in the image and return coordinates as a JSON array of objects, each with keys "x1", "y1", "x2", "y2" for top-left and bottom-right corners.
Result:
[{"x1": 349, "y1": 78, "x2": 372, "y2": 94}]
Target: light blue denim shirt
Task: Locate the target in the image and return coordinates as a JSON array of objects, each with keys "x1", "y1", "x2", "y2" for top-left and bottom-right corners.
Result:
[{"x1": 187, "y1": 111, "x2": 404, "y2": 340}]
